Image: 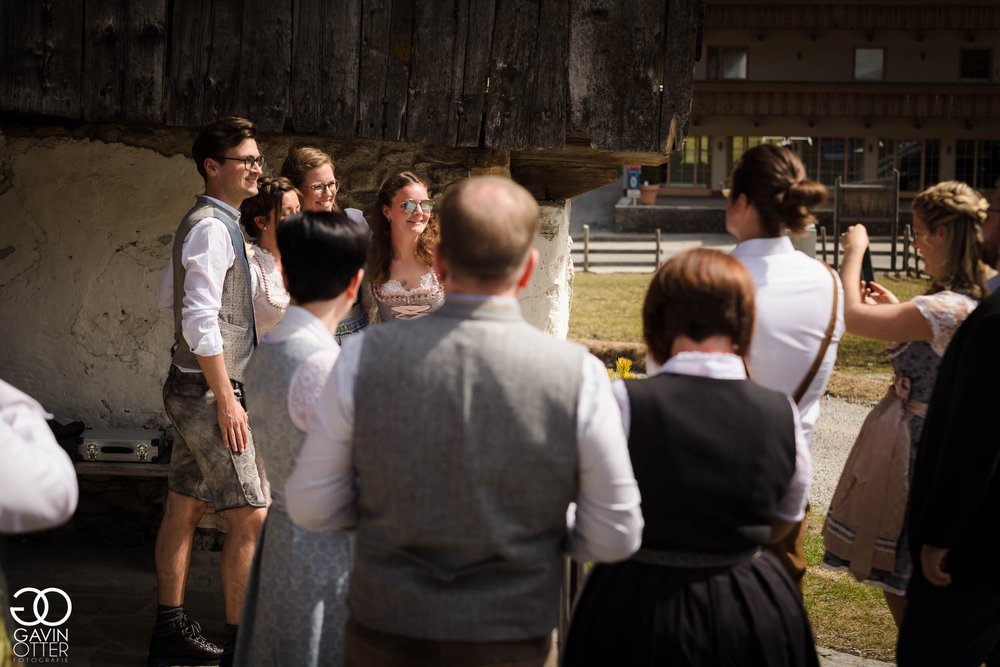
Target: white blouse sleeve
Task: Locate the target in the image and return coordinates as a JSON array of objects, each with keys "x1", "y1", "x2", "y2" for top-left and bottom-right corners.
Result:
[
  {"x1": 773, "y1": 396, "x2": 812, "y2": 522},
  {"x1": 286, "y1": 348, "x2": 342, "y2": 432},
  {"x1": 912, "y1": 291, "x2": 978, "y2": 357}
]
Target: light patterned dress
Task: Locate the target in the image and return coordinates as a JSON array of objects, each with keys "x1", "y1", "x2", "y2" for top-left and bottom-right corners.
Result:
[
  {"x1": 236, "y1": 307, "x2": 351, "y2": 666},
  {"x1": 823, "y1": 290, "x2": 978, "y2": 594}
]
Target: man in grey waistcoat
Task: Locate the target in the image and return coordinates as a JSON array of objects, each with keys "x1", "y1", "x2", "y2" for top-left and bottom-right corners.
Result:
[
  {"x1": 287, "y1": 175, "x2": 644, "y2": 667},
  {"x1": 150, "y1": 117, "x2": 268, "y2": 667}
]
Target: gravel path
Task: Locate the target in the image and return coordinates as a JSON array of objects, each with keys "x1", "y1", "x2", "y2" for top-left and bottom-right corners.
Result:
[{"x1": 810, "y1": 395, "x2": 874, "y2": 512}]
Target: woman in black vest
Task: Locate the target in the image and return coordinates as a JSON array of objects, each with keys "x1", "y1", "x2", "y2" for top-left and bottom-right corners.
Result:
[{"x1": 563, "y1": 248, "x2": 818, "y2": 666}]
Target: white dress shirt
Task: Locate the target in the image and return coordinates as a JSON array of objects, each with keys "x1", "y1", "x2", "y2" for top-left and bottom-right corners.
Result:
[
  {"x1": 156, "y1": 196, "x2": 241, "y2": 371},
  {"x1": 613, "y1": 352, "x2": 811, "y2": 522},
  {"x1": 286, "y1": 319, "x2": 644, "y2": 564},
  {"x1": 259, "y1": 305, "x2": 341, "y2": 432},
  {"x1": 731, "y1": 237, "x2": 845, "y2": 447},
  {"x1": 0, "y1": 380, "x2": 79, "y2": 534}
]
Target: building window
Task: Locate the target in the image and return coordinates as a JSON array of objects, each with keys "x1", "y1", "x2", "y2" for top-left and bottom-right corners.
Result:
[
  {"x1": 956, "y1": 140, "x2": 1000, "y2": 190},
  {"x1": 707, "y1": 47, "x2": 747, "y2": 80},
  {"x1": 960, "y1": 49, "x2": 992, "y2": 80},
  {"x1": 854, "y1": 48, "x2": 884, "y2": 81},
  {"x1": 662, "y1": 136, "x2": 711, "y2": 187},
  {"x1": 797, "y1": 138, "x2": 864, "y2": 186},
  {"x1": 727, "y1": 136, "x2": 783, "y2": 173},
  {"x1": 877, "y1": 139, "x2": 940, "y2": 192}
]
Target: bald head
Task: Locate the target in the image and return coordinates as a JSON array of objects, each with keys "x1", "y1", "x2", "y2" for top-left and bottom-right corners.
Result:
[{"x1": 437, "y1": 176, "x2": 539, "y2": 286}]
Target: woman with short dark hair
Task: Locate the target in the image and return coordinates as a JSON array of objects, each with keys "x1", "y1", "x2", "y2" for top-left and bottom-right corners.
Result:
[
  {"x1": 563, "y1": 248, "x2": 818, "y2": 667},
  {"x1": 236, "y1": 211, "x2": 369, "y2": 666}
]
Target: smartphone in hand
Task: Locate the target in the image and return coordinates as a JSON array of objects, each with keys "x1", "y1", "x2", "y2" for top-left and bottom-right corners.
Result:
[{"x1": 861, "y1": 248, "x2": 875, "y2": 286}]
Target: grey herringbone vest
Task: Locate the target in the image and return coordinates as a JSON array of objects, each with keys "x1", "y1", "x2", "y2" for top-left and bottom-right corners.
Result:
[
  {"x1": 350, "y1": 299, "x2": 584, "y2": 642},
  {"x1": 243, "y1": 335, "x2": 325, "y2": 510},
  {"x1": 171, "y1": 196, "x2": 256, "y2": 382}
]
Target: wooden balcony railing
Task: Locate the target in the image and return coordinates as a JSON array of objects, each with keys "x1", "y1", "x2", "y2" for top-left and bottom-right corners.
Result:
[{"x1": 692, "y1": 81, "x2": 1000, "y2": 120}]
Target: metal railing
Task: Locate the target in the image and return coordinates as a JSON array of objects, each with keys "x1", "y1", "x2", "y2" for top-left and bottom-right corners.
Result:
[
  {"x1": 818, "y1": 224, "x2": 925, "y2": 277},
  {"x1": 576, "y1": 224, "x2": 664, "y2": 272}
]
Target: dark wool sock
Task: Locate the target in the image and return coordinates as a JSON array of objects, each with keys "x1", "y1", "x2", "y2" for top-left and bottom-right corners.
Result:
[
  {"x1": 155, "y1": 605, "x2": 184, "y2": 625},
  {"x1": 224, "y1": 623, "x2": 238, "y2": 639}
]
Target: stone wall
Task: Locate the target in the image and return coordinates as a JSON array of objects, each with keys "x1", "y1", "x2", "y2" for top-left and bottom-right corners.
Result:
[{"x1": 0, "y1": 125, "x2": 573, "y2": 429}]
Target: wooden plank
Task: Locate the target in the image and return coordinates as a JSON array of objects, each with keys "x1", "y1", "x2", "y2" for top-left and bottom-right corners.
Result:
[
  {"x1": 75, "y1": 462, "x2": 170, "y2": 478},
  {"x1": 383, "y1": 0, "x2": 414, "y2": 141},
  {"x1": 0, "y1": 2, "x2": 45, "y2": 113},
  {"x1": 483, "y1": 0, "x2": 542, "y2": 150},
  {"x1": 406, "y1": 0, "x2": 463, "y2": 146},
  {"x1": 454, "y1": 0, "x2": 495, "y2": 146},
  {"x1": 356, "y1": 0, "x2": 413, "y2": 141},
  {"x1": 166, "y1": 0, "x2": 242, "y2": 127},
  {"x1": 357, "y1": 0, "x2": 392, "y2": 139},
  {"x1": 124, "y1": 0, "x2": 167, "y2": 122},
  {"x1": 0, "y1": 1, "x2": 82, "y2": 118},
  {"x1": 83, "y1": 0, "x2": 125, "y2": 121},
  {"x1": 234, "y1": 0, "x2": 292, "y2": 132},
  {"x1": 289, "y1": 0, "x2": 361, "y2": 137},
  {"x1": 529, "y1": 0, "x2": 569, "y2": 149},
  {"x1": 660, "y1": 0, "x2": 696, "y2": 152},
  {"x1": 569, "y1": 0, "x2": 666, "y2": 153}
]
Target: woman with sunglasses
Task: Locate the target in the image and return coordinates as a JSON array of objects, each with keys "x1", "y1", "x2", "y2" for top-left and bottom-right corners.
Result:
[
  {"x1": 239, "y1": 177, "x2": 301, "y2": 337},
  {"x1": 364, "y1": 171, "x2": 444, "y2": 322},
  {"x1": 281, "y1": 146, "x2": 370, "y2": 341}
]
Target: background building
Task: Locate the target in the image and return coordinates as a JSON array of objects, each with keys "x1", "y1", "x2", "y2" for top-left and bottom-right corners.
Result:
[{"x1": 650, "y1": 0, "x2": 999, "y2": 200}]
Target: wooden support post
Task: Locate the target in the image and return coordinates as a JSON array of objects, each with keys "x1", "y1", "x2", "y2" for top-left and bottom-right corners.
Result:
[
  {"x1": 903, "y1": 225, "x2": 912, "y2": 277},
  {"x1": 655, "y1": 228, "x2": 662, "y2": 268},
  {"x1": 819, "y1": 226, "x2": 828, "y2": 264}
]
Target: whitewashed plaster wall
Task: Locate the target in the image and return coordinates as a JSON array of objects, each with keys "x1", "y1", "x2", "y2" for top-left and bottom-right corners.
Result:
[
  {"x1": 0, "y1": 131, "x2": 573, "y2": 429},
  {"x1": 521, "y1": 202, "x2": 573, "y2": 340},
  {"x1": 0, "y1": 133, "x2": 200, "y2": 428}
]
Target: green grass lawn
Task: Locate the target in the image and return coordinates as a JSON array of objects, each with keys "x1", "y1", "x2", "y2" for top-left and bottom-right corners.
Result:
[
  {"x1": 570, "y1": 271, "x2": 931, "y2": 381},
  {"x1": 803, "y1": 512, "x2": 897, "y2": 661}
]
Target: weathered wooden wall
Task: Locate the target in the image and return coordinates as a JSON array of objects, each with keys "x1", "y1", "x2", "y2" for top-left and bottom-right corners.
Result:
[{"x1": 0, "y1": 0, "x2": 699, "y2": 154}]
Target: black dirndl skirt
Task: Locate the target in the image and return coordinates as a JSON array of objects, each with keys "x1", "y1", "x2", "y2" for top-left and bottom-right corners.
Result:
[{"x1": 562, "y1": 550, "x2": 819, "y2": 667}]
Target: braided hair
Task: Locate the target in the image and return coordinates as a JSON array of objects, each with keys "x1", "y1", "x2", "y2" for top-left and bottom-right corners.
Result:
[{"x1": 912, "y1": 180, "x2": 990, "y2": 298}]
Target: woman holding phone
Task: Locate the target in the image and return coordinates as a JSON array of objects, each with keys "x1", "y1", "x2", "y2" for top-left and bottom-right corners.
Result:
[{"x1": 823, "y1": 180, "x2": 990, "y2": 628}]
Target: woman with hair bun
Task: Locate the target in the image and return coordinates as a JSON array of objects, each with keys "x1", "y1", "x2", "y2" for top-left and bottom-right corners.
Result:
[
  {"x1": 563, "y1": 248, "x2": 818, "y2": 667},
  {"x1": 364, "y1": 171, "x2": 444, "y2": 322},
  {"x1": 823, "y1": 180, "x2": 990, "y2": 628},
  {"x1": 727, "y1": 143, "x2": 845, "y2": 588}
]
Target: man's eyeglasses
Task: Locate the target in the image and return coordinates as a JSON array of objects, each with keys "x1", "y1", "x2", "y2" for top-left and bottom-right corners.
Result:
[
  {"x1": 402, "y1": 199, "x2": 434, "y2": 214},
  {"x1": 306, "y1": 181, "x2": 339, "y2": 194},
  {"x1": 215, "y1": 155, "x2": 265, "y2": 170}
]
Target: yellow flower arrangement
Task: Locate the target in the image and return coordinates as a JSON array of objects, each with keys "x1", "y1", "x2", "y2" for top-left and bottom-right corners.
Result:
[{"x1": 607, "y1": 357, "x2": 636, "y2": 381}]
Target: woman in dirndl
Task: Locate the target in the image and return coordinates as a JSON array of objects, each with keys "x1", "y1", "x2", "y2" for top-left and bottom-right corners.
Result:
[
  {"x1": 822, "y1": 180, "x2": 990, "y2": 628},
  {"x1": 563, "y1": 248, "x2": 818, "y2": 667}
]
